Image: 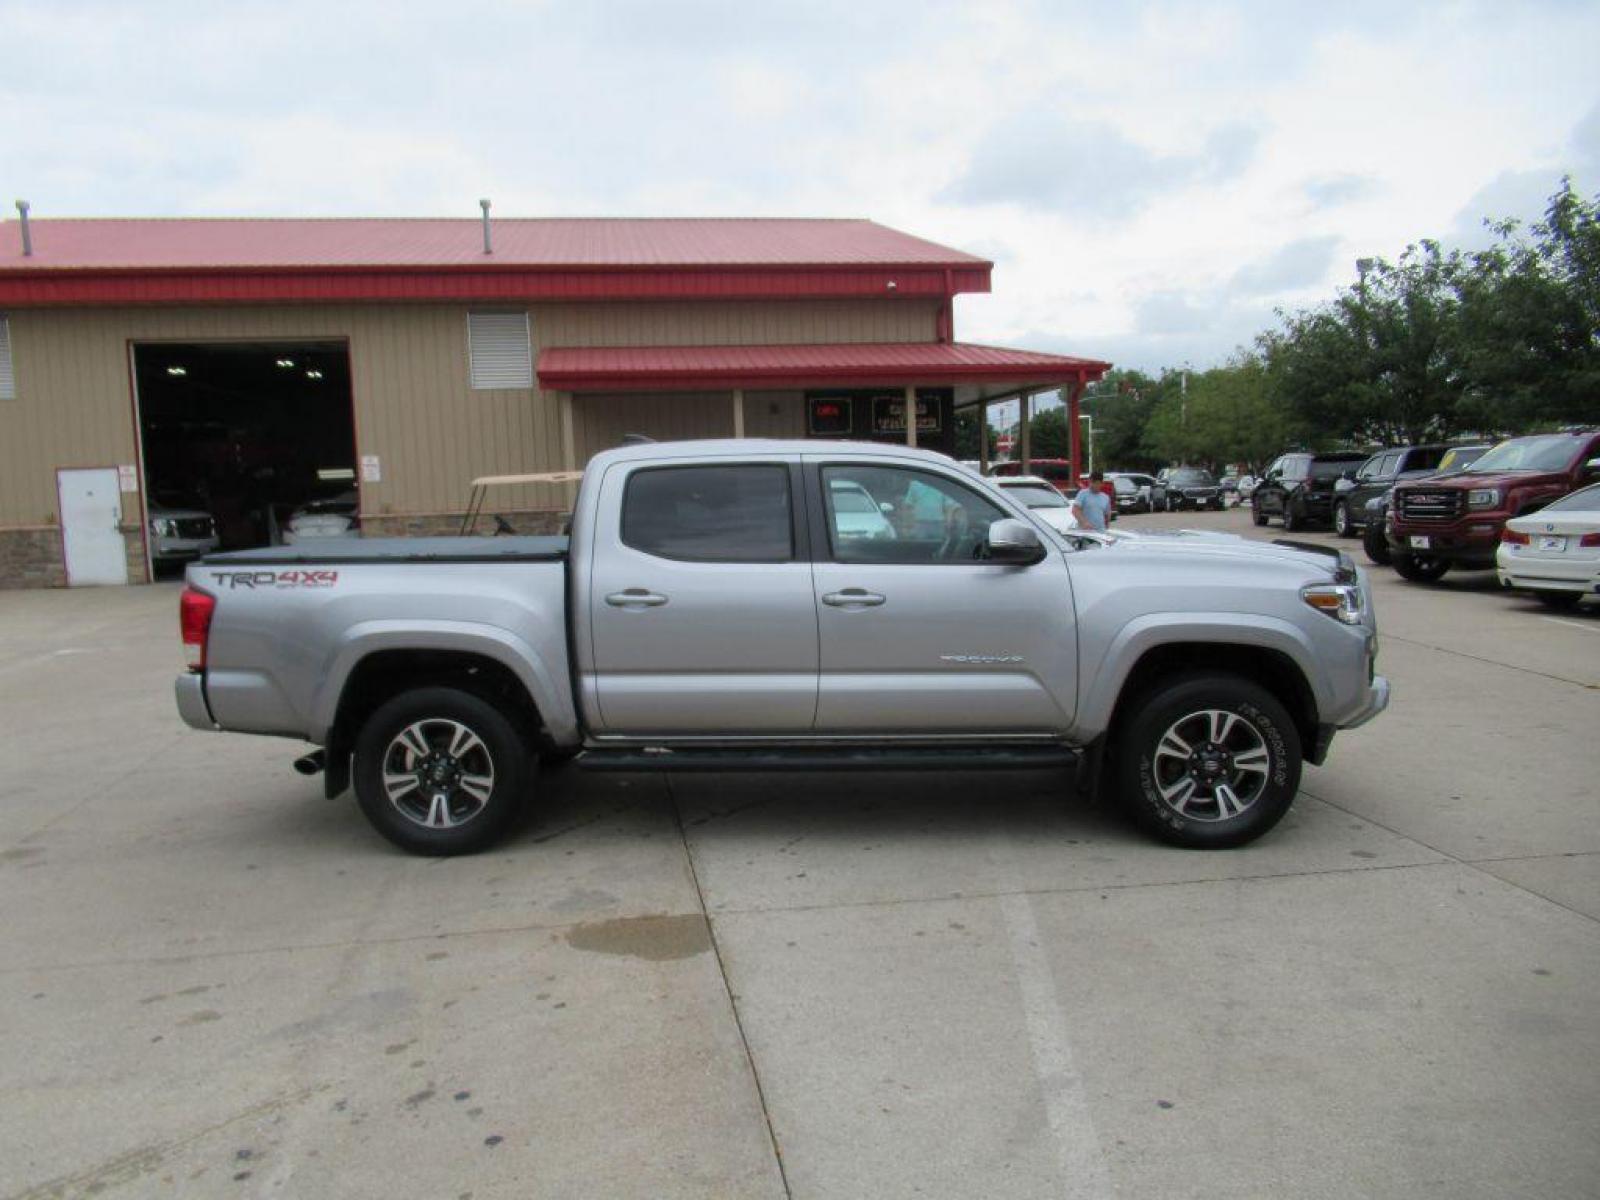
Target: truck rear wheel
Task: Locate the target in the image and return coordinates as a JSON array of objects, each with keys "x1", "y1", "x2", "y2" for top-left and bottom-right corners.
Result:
[
  {"x1": 353, "y1": 686, "x2": 531, "y2": 856},
  {"x1": 1116, "y1": 673, "x2": 1301, "y2": 849}
]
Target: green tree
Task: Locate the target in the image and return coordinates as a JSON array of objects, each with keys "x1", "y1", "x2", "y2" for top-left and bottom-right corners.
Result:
[{"x1": 954, "y1": 409, "x2": 998, "y2": 460}]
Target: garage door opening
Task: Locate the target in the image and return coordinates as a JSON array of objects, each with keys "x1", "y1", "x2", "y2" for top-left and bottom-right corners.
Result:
[{"x1": 133, "y1": 341, "x2": 357, "y2": 573}]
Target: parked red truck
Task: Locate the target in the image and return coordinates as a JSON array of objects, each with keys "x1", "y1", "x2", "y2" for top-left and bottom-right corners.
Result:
[{"x1": 1387, "y1": 431, "x2": 1600, "y2": 582}]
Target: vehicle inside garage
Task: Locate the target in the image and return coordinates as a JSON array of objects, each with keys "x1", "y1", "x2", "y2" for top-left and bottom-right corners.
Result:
[{"x1": 134, "y1": 341, "x2": 357, "y2": 562}]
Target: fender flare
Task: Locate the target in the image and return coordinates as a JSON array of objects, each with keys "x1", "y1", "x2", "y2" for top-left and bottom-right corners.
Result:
[
  {"x1": 1071, "y1": 613, "x2": 1328, "y2": 740},
  {"x1": 308, "y1": 620, "x2": 577, "y2": 745}
]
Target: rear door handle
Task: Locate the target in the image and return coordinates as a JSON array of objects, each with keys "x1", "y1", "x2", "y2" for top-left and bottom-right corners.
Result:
[
  {"x1": 605, "y1": 589, "x2": 669, "y2": 608},
  {"x1": 822, "y1": 588, "x2": 886, "y2": 608}
]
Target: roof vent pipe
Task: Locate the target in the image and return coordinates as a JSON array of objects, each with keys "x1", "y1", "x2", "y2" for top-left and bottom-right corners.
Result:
[
  {"x1": 479, "y1": 198, "x2": 492, "y2": 255},
  {"x1": 15, "y1": 199, "x2": 32, "y2": 256}
]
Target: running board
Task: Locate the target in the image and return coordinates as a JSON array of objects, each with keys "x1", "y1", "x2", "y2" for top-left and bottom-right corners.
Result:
[{"x1": 577, "y1": 744, "x2": 1080, "y2": 773}]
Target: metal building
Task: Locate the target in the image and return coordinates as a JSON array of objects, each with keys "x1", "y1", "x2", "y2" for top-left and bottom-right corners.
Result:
[{"x1": 0, "y1": 214, "x2": 1107, "y2": 587}]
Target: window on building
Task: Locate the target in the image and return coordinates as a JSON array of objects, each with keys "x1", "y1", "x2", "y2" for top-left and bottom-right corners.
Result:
[
  {"x1": 0, "y1": 316, "x2": 14, "y2": 399},
  {"x1": 466, "y1": 311, "x2": 533, "y2": 390},
  {"x1": 621, "y1": 465, "x2": 793, "y2": 563}
]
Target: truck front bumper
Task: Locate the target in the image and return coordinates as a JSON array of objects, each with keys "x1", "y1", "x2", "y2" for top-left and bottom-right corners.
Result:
[
  {"x1": 1310, "y1": 674, "x2": 1390, "y2": 764},
  {"x1": 1342, "y1": 674, "x2": 1390, "y2": 730},
  {"x1": 174, "y1": 674, "x2": 218, "y2": 731},
  {"x1": 1387, "y1": 522, "x2": 1501, "y2": 567}
]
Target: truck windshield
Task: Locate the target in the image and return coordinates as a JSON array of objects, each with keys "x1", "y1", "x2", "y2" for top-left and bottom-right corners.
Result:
[{"x1": 1467, "y1": 435, "x2": 1581, "y2": 473}]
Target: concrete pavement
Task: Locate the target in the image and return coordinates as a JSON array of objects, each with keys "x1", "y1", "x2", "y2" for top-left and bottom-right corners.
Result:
[{"x1": 1, "y1": 508, "x2": 1597, "y2": 1198}]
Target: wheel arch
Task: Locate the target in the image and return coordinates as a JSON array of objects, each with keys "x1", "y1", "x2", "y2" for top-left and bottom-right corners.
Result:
[
  {"x1": 1083, "y1": 625, "x2": 1325, "y2": 765},
  {"x1": 311, "y1": 623, "x2": 574, "y2": 784}
]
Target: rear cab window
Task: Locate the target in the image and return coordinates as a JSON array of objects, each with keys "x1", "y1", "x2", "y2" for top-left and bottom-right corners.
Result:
[{"x1": 621, "y1": 465, "x2": 794, "y2": 563}]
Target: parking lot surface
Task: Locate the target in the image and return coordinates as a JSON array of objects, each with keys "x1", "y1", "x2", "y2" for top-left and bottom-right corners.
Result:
[{"x1": 3, "y1": 508, "x2": 1598, "y2": 1199}]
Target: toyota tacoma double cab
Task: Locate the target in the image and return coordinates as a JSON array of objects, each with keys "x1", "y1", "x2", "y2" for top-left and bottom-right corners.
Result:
[
  {"x1": 1387, "y1": 431, "x2": 1600, "y2": 582},
  {"x1": 174, "y1": 440, "x2": 1389, "y2": 855}
]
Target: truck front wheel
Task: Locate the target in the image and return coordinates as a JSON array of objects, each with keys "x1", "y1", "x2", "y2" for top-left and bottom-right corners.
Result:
[
  {"x1": 353, "y1": 687, "x2": 531, "y2": 855},
  {"x1": 1116, "y1": 674, "x2": 1301, "y2": 849},
  {"x1": 1392, "y1": 552, "x2": 1450, "y2": 583}
]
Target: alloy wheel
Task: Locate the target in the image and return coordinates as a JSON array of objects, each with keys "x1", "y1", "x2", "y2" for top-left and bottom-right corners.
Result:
[
  {"x1": 1150, "y1": 708, "x2": 1272, "y2": 822},
  {"x1": 381, "y1": 718, "x2": 496, "y2": 830}
]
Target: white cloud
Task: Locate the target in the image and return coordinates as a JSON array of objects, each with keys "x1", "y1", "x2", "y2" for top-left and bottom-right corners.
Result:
[{"x1": 2, "y1": 0, "x2": 1597, "y2": 372}]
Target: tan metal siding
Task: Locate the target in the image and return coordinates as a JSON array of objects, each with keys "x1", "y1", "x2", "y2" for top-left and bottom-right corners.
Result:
[
  {"x1": 0, "y1": 299, "x2": 938, "y2": 528},
  {"x1": 533, "y1": 299, "x2": 938, "y2": 348}
]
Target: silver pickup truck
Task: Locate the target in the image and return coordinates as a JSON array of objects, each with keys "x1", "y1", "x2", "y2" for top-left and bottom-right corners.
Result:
[{"x1": 175, "y1": 439, "x2": 1389, "y2": 855}]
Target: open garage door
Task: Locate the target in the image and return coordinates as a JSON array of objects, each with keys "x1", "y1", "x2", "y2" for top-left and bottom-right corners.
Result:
[{"x1": 133, "y1": 341, "x2": 357, "y2": 573}]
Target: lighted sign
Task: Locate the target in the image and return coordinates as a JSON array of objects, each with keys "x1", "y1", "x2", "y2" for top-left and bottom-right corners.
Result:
[{"x1": 808, "y1": 398, "x2": 853, "y2": 436}]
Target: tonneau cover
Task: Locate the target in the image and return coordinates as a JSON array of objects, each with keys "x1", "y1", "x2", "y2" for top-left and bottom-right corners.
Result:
[{"x1": 203, "y1": 536, "x2": 569, "y2": 565}]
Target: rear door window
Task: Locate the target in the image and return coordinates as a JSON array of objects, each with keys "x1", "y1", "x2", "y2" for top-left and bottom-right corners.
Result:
[{"x1": 621, "y1": 465, "x2": 794, "y2": 563}]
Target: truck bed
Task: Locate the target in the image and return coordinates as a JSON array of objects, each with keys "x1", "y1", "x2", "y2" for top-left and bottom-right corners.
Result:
[{"x1": 203, "y1": 535, "x2": 569, "y2": 565}]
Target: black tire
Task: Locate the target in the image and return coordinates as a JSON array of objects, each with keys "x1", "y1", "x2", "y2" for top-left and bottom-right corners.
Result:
[
  {"x1": 1333, "y1": 501, "x2": 1353, "y2": 537},
  {"x1": 1116, "y1": 672, "x2": 1301, "y2": 849},
  {"x1": 1534, "y1": 590, "x2": 1584, "y2": 610},
  {"x1": 1363, "y1": 526, "x2": 1392, "y2": 566},
  {"x1": 1392, "y1": 551, "x2": 1450, "y2": 583},
  {"x1": 353, "y1": 686, "x2": 532, "y2": 856},
  {"x1": 1251, "y1": 504, "x2": 1268, "y2": 527},
  {"x1": 1282, "y1": 502, "x2": 1303, "y2": 533}
]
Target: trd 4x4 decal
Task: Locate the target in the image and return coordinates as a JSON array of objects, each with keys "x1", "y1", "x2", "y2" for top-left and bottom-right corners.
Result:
[{"x1": 208, "y1": 570, "x2": 339, "y2": 589}]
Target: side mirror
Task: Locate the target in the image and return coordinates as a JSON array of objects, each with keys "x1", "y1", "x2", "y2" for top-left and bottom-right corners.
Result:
[
  {"x1": 987, "y1": 519, "x2": 1046, "y2": 565},
  {"x1": 879, "y1": 501, "x2": 895, "y2": 514},
  {"x1": 1584, "y1": 457, "x2": 1600, "y2": 477}
]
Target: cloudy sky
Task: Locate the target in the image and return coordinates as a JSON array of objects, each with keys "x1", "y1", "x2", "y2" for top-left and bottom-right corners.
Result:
[{"x1": 3, "y1": 0, "x2": 1596, "y2": 372}]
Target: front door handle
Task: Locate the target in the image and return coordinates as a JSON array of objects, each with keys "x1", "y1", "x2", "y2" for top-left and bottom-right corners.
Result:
[
  {"x1": 605, "y1": 588, "x2": 669, "y2": 608},
  {"x1": 822, "y1": 588, "x2": 886, "y2": 608}
]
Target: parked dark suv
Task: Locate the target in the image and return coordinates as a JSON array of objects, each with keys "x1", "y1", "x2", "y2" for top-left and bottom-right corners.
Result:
[
  {"x1": 1163, "y1": 467, "x2": 1224, "y2": 511},
  {"x1": 1252, "y1": 452, "x2": 1369, "y2": 531},
  {"x1": 1334, "y1": 445, "x2": 1456, "y2": 537}
]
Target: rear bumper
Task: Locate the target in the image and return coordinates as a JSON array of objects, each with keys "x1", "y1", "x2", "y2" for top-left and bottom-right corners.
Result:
[{"x1": 174, "y1": 674, "x2": 218, "y2": 731}]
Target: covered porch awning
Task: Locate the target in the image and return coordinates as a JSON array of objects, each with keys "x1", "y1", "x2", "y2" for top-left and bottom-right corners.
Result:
[{"x1": 537, "y1": 341, "x2": 1110, "y2": 406}]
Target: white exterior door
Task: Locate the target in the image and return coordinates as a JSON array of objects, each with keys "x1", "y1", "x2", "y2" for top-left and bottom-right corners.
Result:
[{"x1": 57, "y1": 469, "x2": 128, "y2": 586}]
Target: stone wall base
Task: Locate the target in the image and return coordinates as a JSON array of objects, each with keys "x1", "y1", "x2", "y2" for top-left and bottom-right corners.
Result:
[{"x1": 0, "y1": 527, "x2": 147, "y2": 589}]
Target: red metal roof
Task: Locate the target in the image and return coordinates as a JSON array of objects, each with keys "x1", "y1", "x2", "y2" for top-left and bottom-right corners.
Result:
[
  {"x1": 0, "y1": 218, "x2": 987, "y2": 270},
  {"x1": 538, "y1": 342, "x2": 1111, "y2": 392},
  {"x1": 0, "y1": 218, "x2": 990, "y2": 307}
]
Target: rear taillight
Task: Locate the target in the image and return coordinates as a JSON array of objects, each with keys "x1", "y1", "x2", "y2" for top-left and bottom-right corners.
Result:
[
  {"x1": 1581, "y1": 533, "x2": 1600, "y2": 548},
  {"x1": 179, "y1": 587, "x2": 215, "y2": 672},
  {"x1": 1501, "y1": 528, "x2": 1530, "y2": 545}
]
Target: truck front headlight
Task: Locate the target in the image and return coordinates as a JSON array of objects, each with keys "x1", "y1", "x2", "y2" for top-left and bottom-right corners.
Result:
[
  {"x1": 1302, "y1": 582, "x2": 1365, "y2": 625},
  {"x1": 1467, "y1": 488, "x2": 1499, "y2": 509}
]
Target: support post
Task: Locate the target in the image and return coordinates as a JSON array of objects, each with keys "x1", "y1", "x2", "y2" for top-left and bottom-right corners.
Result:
[
  {"x1": 1019, "y1": 392, "x2": 1032, "y2": 473},
  {"x1": 560, "y1": 392, "x2": 578, "y2": 505},
  {"x1": 1066, "y1": 379, "x2": 1084, "y2": 485},
  {"x1": 977, "y1": 400, "x2": 989, "y2": 475},
  {"x1": 732, "y1": 389, "x2": 745, "y2": 438},
  {"x1": 904, "y1": 385, "x2": 918, "y2": 447}
]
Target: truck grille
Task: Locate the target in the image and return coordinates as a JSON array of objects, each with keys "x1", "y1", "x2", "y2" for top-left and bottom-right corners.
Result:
[
  {"x1": 174, "y1": 517, "x2": 214, "y2": 538},
  {"x1": 1397, "y1": 490, "x2": 1463, "y2": 522}
]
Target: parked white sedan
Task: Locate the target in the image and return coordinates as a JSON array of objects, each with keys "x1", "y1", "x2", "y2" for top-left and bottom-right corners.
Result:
[
  {"x1": 1496, "y1": 483, "x2": 1600, "y2": 609},
  {"x1": 993, "y1": 476, "x2": 1080, "y2": 533}
]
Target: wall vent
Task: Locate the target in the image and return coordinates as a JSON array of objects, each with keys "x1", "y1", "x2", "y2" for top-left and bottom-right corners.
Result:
[{"x1": 467, "y1": 311, "x2": 533, "y2": 390}]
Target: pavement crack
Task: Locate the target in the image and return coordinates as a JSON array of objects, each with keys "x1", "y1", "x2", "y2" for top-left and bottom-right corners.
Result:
[
  {"x1": 1300, "y1": 785, "x2": 1600, "y2": 926},
  {"x1": 1380, "y1": 632, "x2": 1599, "y2": 690},
  {"x1": 667, "y1": 775, "x2": 794, "y2": 1200}
]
